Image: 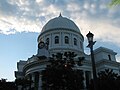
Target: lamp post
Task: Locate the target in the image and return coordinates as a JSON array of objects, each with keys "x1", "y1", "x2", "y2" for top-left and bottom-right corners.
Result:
[{"x1": 86, "y1": 31, "x2": 97, "y2": 90}]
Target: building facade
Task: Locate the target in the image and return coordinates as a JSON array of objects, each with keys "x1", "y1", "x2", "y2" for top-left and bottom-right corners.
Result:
[{"x1": 15, "y1": 14, "x2": 120, "y2": 90}]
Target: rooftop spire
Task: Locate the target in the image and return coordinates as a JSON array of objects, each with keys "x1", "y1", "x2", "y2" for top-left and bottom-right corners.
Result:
[{"x1": 59, "y1": 13, "x2": 62, "y2": 17}]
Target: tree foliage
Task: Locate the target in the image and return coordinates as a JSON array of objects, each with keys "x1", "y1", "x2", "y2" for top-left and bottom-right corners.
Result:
[
  {"x1": 0, "y1": 78, "x2": 16, "y2": 90},
  {"x1": 41, "y1": 52, "x2": 84, "y2": 90},
  {"x1": 15, "y1": 78, "x2": 33, "y2": 90},
  {"x1": 109, "y1": 0, "x2": 120, "y2": 6},
  {"x1": 89, "y1": 69, "x2": 120, "y2": 90}
]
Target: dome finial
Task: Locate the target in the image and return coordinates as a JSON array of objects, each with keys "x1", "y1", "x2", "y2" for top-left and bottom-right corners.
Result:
[{"x1": 59, "y1": 13, "x2": 62, "y2": 17}]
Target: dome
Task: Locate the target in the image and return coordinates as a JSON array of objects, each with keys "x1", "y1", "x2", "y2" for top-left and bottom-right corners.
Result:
[{"x1": 41, "y1": 14, "x2": 81, "y2": 33}]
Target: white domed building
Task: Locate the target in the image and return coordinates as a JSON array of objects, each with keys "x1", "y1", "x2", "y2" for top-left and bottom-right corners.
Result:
[
  {"x1": 38, "y1": 14, "x2": 84, "y2": 56},
  {"x1": 15, "y1": 14, "x2": 120, "y2": 90}
]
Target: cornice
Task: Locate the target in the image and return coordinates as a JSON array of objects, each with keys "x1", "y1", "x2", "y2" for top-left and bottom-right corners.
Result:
[
  {"x1": 23, "y1": 59, "x2": 49, "y2": 74},
  {"x1": 96, "y1": 59, "x2": 120, "y2": 67}
]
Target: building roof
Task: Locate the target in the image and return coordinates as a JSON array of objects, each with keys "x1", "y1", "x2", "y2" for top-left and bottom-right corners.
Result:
[
  {"x1": 94, "y1": 47, "x2": 117, "y2": 55},
  {"x1": 41, "y1": 14, "x2": 81, "y2": 33}
]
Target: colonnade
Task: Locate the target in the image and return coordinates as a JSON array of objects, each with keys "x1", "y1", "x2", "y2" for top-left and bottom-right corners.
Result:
[
  {"x1": 31, "y1": 71, "x2": 91, "y2": 90},
  {"x1": 25, "y1": 72, "x2": 42, "y2": 90},
  {"x1": 18, "y1": 70, "x2": 92, "y2": 90}
]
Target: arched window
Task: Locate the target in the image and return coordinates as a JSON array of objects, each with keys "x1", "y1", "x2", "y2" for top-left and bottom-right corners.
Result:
[
  {"x1": 55, "y1": 36, "x2": 59, "y2": 44},
  {"x1": 65, "y1": 36, "x2": 69, "y2": 44},
  {"x1": 46, "y1": 38, "x2": 49, "y2": 45},
  {"x1": 74, "y1": 38, "x2": 77, "y2": 45}
]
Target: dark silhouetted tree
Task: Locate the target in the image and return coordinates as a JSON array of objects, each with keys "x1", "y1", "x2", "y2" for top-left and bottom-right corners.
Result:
[
  {"x1": 89, "y1": 69, "x2": 120, "y2": 90},
  {"x1": 15, "y1": 78, "x2": 33, "y2": 90},
  {"x1": 0, "y1": 78, "x2": 16, "y2": 90},
  {"x1": 41, "y1": 52, "x2": 84, "y2": 90}
]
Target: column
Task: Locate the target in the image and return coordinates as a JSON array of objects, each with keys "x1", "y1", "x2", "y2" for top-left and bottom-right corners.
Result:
[
  {"x1": 31, "y1": 73, "x2": 35, "y2": 89},
  {"x1": 71, "y1": 34, "x2": 73, "y2": 47},
  {"x1": 51, "y1": 33, "x2": 54, "y2": 48},
  {"x1": 83, "y1": 71, "x2": 86, "y2": 89},
  {"x1": 38, "y1": 73, "x2": 42, "y2": 90},
  {"x1": 61, "y1": 32, "x2": 63, "y2": 45},
  {"x1": 34, "y1": 72, "x2": 39, "y2": 90},
  {"x1": 28, "y1": 74, "x2": 32, "y2": 90},
  {"x1": 50, "y1": 33, "x2": 52, "y2": 47}
]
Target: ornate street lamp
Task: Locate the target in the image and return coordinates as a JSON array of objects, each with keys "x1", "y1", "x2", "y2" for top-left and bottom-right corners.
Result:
[{"x1": 86, "y1": 31, "x2": 97, "y2": 90}]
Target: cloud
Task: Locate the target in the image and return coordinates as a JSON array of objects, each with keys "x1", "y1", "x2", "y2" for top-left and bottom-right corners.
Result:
[
  {"x1": 0, "y1": 0, "x2": 19, "y2": 16},
  {"x1": 75, "y1": 17, "x2": 120, "y2": 45},
  {"x1": 0, "y1": 0, "x2": 120, "y2": 47}
]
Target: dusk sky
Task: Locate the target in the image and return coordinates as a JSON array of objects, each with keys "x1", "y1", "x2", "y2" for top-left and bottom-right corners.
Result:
[{"x1": 0, "y1": 0, "x2": 120, "y2": 81}]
